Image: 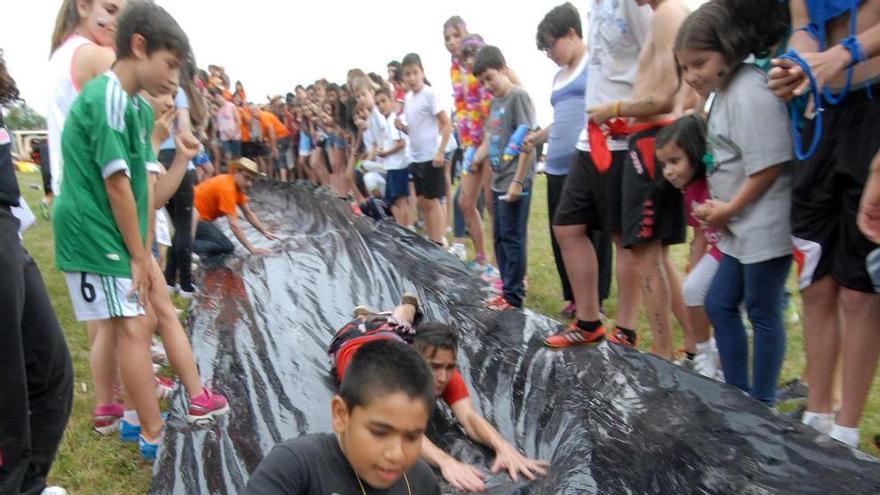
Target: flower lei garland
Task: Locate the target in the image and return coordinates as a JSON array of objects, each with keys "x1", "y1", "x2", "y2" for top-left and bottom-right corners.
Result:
[{"x1": 451, "y1": 59, "x2": 492, "y2": 148}]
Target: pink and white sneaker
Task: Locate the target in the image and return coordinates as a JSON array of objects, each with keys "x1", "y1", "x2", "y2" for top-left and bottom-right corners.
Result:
[
  {"x1": 155, "y1": 376, "x2": 177, "y2": 400},
  {"x1": 93, "y1": 403, "x2": 124, "y2": 435},
  {"x1": 187, "y1": 386, "x2": 230, "y2": 424},
  {"x1": 113, "y1": 375, "x2": 177, "y2": 402}
]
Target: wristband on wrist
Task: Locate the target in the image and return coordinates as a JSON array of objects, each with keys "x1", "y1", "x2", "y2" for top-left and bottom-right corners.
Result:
[
  {"x1": 513, "y1": 179, "x2": 524, "y2": 187},
  {"x1": 841, "y1": 35, "x2": 867, "y2": 68}
]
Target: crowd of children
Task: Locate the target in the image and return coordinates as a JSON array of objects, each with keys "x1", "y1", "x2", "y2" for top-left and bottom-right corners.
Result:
[
  {"x1": 196, "y1": 0, "x2": 879, "y2": 455},
  {"x1": 1, "y1": 0, "x2": 880, "y2": 493}
]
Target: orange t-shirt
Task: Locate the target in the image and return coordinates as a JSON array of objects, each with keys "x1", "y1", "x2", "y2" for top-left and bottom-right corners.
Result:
[
  {"x1": 193, "y1": 174, "x2": 248, "y2": 221},
  {"x1": 259, "y1": 111, "x2": 291, "y2": 139},
  {"x1": 238, "y1": 107, "x2": 251, "y2": 142}
]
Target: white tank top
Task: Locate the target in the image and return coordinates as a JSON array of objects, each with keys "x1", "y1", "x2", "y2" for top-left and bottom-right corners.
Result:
[{"x1": 47, "y1": 34, "x2": 95, "y2": 195}]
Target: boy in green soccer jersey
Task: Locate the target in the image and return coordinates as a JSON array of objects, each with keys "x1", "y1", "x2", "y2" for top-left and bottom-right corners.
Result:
[{"x1": 52, "y1": 2, "x2": 192, "y2": 461}]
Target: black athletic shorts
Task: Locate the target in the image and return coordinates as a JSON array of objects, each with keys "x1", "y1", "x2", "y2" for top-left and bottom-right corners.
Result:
[
  {"x1": 792, "y1": 82, "x2": 880, "y2": 292},
  {"x1": 242, "y1": 141, "x2": 266, "y2": 159},
  {"x1": 409, "y1": 161, "x2": 445, "y2": 200},
  {"x1": 553, "y1": 149, "x2": 626, "y2": 233},
  {"x1": 621, "y1": 127, "x2": 685, "y2": 247}
]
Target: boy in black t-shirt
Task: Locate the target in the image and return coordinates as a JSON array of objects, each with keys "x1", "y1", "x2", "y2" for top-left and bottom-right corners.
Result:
[{"x1": 246, "y1": 339, "x2": 440, "y2": 494}]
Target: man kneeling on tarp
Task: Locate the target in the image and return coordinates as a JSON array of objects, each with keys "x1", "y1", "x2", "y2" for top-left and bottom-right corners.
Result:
[
  {"x1": 192, "y1": 157, "x2": 278, "y2": 258},
  {"x1": 327, "y1": 296, "x2": 548, "y2": 492}
]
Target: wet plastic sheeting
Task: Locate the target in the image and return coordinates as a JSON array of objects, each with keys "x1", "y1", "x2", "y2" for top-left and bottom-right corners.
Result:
[{"x1": 151, "y1": 182, "x2": 880, "y2": 494}]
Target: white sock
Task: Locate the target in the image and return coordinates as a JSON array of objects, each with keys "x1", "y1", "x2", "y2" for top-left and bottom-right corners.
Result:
[
  {"x1": 829, "y1": 424, "x2": 860, "y2": 448},
  {"x1": 123, "y1": 410, "x2": 140, "y2": 426},
  {"x1": 801, "y1": 411, "x2": 834, "y2": 434}
]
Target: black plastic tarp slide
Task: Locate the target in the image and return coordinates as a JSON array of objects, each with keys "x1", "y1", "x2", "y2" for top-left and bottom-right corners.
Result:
[{"x1": 150, "y1": 182, "x2": 880, "y2": 494}]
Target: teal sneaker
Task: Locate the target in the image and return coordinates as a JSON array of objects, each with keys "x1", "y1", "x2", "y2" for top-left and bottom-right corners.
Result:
[
  {"x1": 119, "y1": 419, "x2": 141, "y2": 443},
  {"x1": 138, "y1": 434, "x2": 160, "y2": 461}
]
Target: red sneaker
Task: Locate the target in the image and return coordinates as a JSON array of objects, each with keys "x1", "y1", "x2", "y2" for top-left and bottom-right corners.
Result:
[
  {"x1": 607, "y1": 327, "x2": 639, "y2": 348},
  {"x1": 544, "y1": 321, "x2": 606, "y2": 348},
  {"x1": 483, "y1": 294, "x2": 513, "y2": 311},
  {"x1": 187, "y1": 386, "x2": 230, "y2": 424},
  {"x1": 93, "y1": 403, "x2": 123, "y2": 435}
]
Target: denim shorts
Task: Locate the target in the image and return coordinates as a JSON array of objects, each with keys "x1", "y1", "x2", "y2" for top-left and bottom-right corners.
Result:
[{"x1": 223, "y1": 140, "x2": 242, "y2": 158}]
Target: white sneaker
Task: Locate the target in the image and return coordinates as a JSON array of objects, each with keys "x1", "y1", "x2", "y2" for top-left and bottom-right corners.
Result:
[
  {"x1": 42, "y1": 487, "x2": 68, "y2": 495},
  {"x1": 448, "y1": 243, "x2": 466, "y2": 261},
  {"x1": 693, "y1": 351, "x2": 718, "y2": 378},
  {"x1": 829, "y1": 424, "x2": 860, "y2": 448},
  {"x1": 694, "y1": 338, "x2": 723, "y2": 381}
]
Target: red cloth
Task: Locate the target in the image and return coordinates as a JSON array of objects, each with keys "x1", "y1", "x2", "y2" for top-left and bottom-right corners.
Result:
[
  {"x1": 334, "y1": 336, "x2": 471, "y2": 406},
  {"x1": 588, "y1": 118, "x2": 673, "y2": 173},
  {"x1": 334, "y1": 334, "x2": 400, "y2": 382}
]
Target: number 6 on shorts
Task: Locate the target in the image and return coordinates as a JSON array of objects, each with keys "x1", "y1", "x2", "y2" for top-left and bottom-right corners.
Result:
[{"x1": 64, "y1": 272, "x2": 146, "y2": 322}]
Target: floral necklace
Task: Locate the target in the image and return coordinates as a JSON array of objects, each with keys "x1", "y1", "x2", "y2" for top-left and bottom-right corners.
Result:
[{"x1": 451, "y1": 58, "x2": 492, "y2": 148}]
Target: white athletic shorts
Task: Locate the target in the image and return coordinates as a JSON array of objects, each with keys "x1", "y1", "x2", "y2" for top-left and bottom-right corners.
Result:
[
  {"x1": 682, "y1": 254, "x2": 721, "y2": 307},
  {"x1": 64, "y1": 272, "x2": 145, "y2": 321}
]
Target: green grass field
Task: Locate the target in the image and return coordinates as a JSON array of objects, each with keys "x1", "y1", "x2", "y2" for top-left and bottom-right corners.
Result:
[{"x1": 14, "y1": 171, "x2": 879, "y2": 494}]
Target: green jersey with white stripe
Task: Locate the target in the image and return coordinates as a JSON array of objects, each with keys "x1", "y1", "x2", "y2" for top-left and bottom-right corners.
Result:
[{"x1": 54, "y1": 71, "x2": 157, "y2": 278}]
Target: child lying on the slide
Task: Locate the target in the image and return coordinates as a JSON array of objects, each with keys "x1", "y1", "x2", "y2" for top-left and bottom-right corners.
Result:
[{"x1": 328, "y1": 296, "x2": 548, "y2": 492}]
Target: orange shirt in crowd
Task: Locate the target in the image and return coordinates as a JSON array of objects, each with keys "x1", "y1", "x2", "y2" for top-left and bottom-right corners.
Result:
[
  {"x1": 258, "y1": 111, "x2": 291, "y2": 139},
  {"x1": 194, "y1": 174, "x2": 248, "y2": 221},
  {"x1": 238, "y1": 107, "x2": 251, "y2": 142}
]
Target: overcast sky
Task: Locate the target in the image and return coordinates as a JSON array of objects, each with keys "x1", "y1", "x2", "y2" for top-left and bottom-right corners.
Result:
[{"x1": 1, "y1": 0, "x2": 704, "y2": 125}]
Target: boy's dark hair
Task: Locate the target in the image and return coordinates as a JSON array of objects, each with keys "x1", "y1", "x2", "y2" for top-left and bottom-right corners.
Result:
[
  {"x1": 536, "y1": 2, "x2": 582, "y2": 51},
  {"x1": 375, "y1": 86, "x2": 392, "y2": 100},
  {"x1": 340, "y1": 339, "x2": 434, "y2": 413},
  {"x1": 116, "y1": 1, "x2": 191, "y2": 61},
  {"x1": 655, "y1": 115, "x2": 708, "y2": 185},
  {"x1": 674, "y1": 0, "x2": 788, "y2": 66},
  {"x1": 472, "y1": 45, "x2": 506, "y2": 77},
  {"x1": 295, "y1": 84, "x2": 305, "y2": 92},
  {"x1": 412, "y1": 323, "x2": 459, "y2": 359}
]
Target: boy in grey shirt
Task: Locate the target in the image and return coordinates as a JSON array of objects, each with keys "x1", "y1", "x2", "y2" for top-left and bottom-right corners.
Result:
[{"x1": 472, "y1": 46, "x2": 536, "y2": 310}]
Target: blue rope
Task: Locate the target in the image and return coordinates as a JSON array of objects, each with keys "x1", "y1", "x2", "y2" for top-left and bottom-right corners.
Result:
[
  {"x1": 821, "y1": 1, "x2": 861, "y2": 104},
  {"x1": 778, "y1": 49, "x2": 824, "y2": 160}
]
